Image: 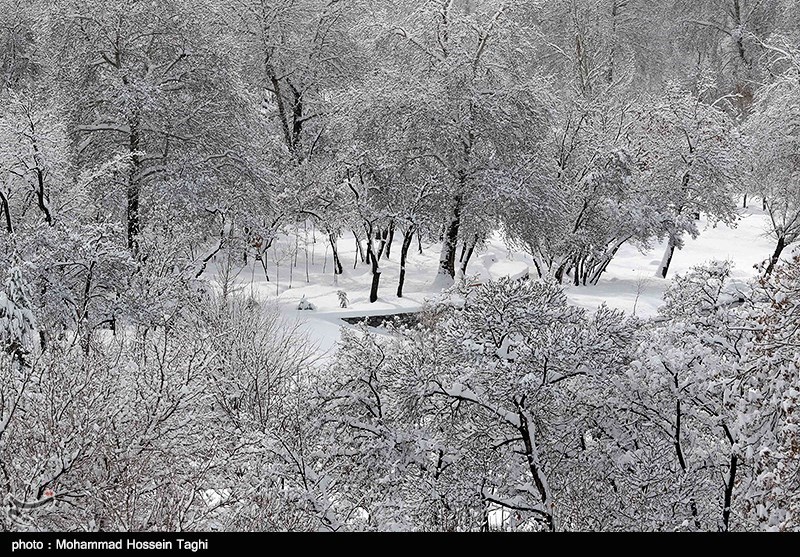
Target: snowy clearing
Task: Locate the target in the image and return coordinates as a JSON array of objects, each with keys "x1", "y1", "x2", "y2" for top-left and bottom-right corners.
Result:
[{"x1": 206, "y1": 204, "x2": 792, "y2": 358}]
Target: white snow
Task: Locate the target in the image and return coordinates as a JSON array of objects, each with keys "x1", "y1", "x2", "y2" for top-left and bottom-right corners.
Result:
[{"x1": 205, "y1": 204, "x2": 795, "y2": 357}]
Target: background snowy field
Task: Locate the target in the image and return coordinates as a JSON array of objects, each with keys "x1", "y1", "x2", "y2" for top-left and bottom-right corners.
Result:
[{"x1": 206, "y1": 203, "x2": 791, "y2": 359}]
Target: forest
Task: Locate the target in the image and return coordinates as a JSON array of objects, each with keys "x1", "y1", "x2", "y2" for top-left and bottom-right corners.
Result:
[{"x1": 1, "y1": 0, "x2": 800, "y2": 532}]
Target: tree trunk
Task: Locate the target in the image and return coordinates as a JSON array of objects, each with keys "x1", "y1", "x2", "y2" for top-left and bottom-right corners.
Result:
[
  {"x1": 674, "y1": 385, "x2": 702, "y2": 530},
  {"x1": 259, "y1": 249, "x2": 270, "y2": 282},
  {"x1": 385, "y1": 219, "x2": 395, "y2": 259},
  {"x1": 722, "y1": 453, "x2": 738, "y2": 531},
  {"x1": 588, "y1": 238, "x2": 628, "y2": 285},
  {"x1": 517, "y1": 407, "x2": 556, "y2": 532},
  {"x1": 304, "y1": 221, "x2": 309, "y2": 282},
  {"x1": 397, "y1": 227, "x2": 415, "y2": 298},
  {"x1": 353, "y1": 229, "x2": 366, "y2": 268},
  {"x1": 657, "y1": 234, "x2": 678, "y2": 279},
  {"x1": 289, "y1": 83, "x2": 304, "y2": 151},
  {"x1": 367, "y1": 236, "x2": 381, "y2": 303},
  {"x1": 765, "y1": 235, "x2": 786, "y2": 277},
  {"x1": 742, "y1": 193, "x2": 747, "y2": 209},
  {"x1": 127, "y1": 110, "x2": 142, "y2": 253},
  {"x1": 375, "y1": 228, "x2": 389, "y2": 260},
  {"x1": 24, "y1": 106, "x2": 54, "y2": 226},
  {"x1": 721, "y1": 424, "x2": 737, "y2": 532},
  {"x1": 289, "y1": 246, "x2": 293, "y2": 288},
  {"x1": 369, "y1": 265, "x2": 381, "y2": 303},
  {"x1": 459, "y1": 234, "x2": 479, "y2": 277},
  {"x1": 0, "y1": 190, "x2": 12, "y2": 233},
  {"x1": 274, "y1": 244, "x2": 279, "y2": 296},
  {"x1": 329, "y1": 233, "x2": 343, "y2": 275},
  {"x1": 531, "y1": 256, "x2": 543, "y2": 279},
  {"x1": 480, "y1": 487, "x2": 491, "y2": 532},
  {"x1": 438, "y1": 192, "x2": 463, "y2": 280},
  {"x1": 33, "y1": 162, "x2": 53, "y2": 226},
  {"x1": 554, "y1": 261, "x2": 568, "y2": 284}
]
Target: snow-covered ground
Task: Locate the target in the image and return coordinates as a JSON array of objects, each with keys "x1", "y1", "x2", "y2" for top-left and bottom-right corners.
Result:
[
  {"x1": 565, "y1": 204, "x2": 784, "y2": 317},
  {"x1": 206, "y1": 204, "x2": 794, "y2": 359}
]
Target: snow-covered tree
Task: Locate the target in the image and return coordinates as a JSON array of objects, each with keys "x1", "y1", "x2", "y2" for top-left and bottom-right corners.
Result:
[
  {"x1": 640, "y1": 85, "x2": 740, "y2": 278},
  {"x1": 0, "y1": 261, "x2": 36, "y2": 364},
  {"x1": 738, "y1": 255, "x2": 800, "y2": 530},
  {"x1": 743, "y1": 48, "x2": 800, "y2": 275},
  {"x1": 363, "y1": 1, "x2": 551, "y2": 284},
  {"x1": 504, "y1": 95, "x2": 661, "y2": 285}
]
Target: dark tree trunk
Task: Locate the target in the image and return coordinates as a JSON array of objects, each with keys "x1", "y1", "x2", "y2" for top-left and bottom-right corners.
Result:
[
  {"x1": 397, "y1": 227, "x2": 415, "y2": 298},
  {"x1": 33, "y1": 165, "x2": 53, "y2": 226},
  {"x1": 438, "y1": 192, "x2": 463, "y2": 279},
  {"x1": 658, "y1": 235, "x2": 678, "y2": 279},
  {"x1": 554, "y1": 261, "x2": 568, "y2": 284},
  {"x1": 266, "y1": 65, "x2": 295, "y2": 155},
  {"x1": 375, "y1": 228, "x2": 389, "y2": 260},
  {"x1": 587, "y1": 239, "x2": 628, "y2": 285},
  {"x1": 366, "y1": 234, "x2": 381, "y2": 303},
  {"x1": 289, "y1": 83, "x2": 303, "y2": 150},
  {"x1": 329, "y1": 233, "x2": 343, "y2": 275},
  {"x1": 418, "y1": 232, "x2": 423, "y2": 254},
  {"x1": 369, "y1": 265, "x2": 380, "y2": 303},
  {"x1": 516, "y1": 407, "x2": 555, "y2": 532},
  {"x1": 385, "y1": 219, "x2": 395, "y2": 259},
  {"x1": 674, "y1": 378, "x2": 701, "y2": 529},
  {"x1": 258, "y1": 239, "x2": 273, "y2": 282},
  {"x1": 742, "y1": 193, "x2": 747, "y2": 208},
  {"x1": 127, "y1": 110, "x2": 142, "y2": 253},
  {"x1": 353, "y1": 229, "x2": 366, "y2": 268},
  {"x1": 0, "y1": 190, "x2": 12, "y2": 233},
  {"x1": 589, "y1": 256, "x2": 613, "y2": 285},
  {"x1": 675, "y1": 398, "x2": 687, "y2": 472},
  {"x1": 480, "y1": 490, "x2": 490, "y2": 532},
  {"x1": 721, "y1": 424, "x2": 738, "y2": 532},
  {"x1": 459, "y1": 234, "x2": 479, "y2": 276},
  {"x1": 722, "y1": 453, "x2": 738, "y2": 531},
  {"x1": 765, "y1": 235, "x2": 786, "y2": 277},
  {"x1": 259, "y1": 253, "x2": 270, "y2": 282},
  {"x1": 531, "y1": 257, "x2": 543, "y2": 279},
  {"x1": 24, "y1": 107, "x2": 54, "y2": 226}
]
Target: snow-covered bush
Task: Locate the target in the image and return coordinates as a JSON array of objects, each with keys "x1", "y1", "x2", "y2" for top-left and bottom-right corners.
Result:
[
  {"x1": 738, "y1": 255, "x2": 800, "y2": 530},
  {"x1": 0, "y1": 262, "x2": 36, "y2": 363}
]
